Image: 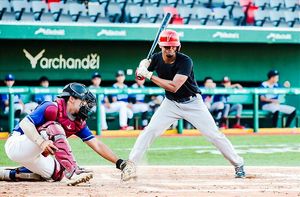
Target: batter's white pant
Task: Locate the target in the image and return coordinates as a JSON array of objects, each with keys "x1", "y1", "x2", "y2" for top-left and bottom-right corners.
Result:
[
  {"x1": 262, "y1": 103, "x2": 295, "y2": 114},
  {"x1": 105, "y1": 101, "x2": 133, "y2": 127},
  {"x1": 5, "y1": 132, "x2": 55, "y2": 179},
  {"x1": 129, "y1": 95, "x2": 244, "y2": 167}
]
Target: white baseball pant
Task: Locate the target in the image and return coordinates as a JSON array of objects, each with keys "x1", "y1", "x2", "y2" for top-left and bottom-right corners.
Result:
[
  {"x1": 105, "y1": 101, "x2": 133, "y2": 127},
  {"x1": 5, "y1": 132, "x2": 54, "y2": 179},
  {"x1": 129, "y1": 94, "x2": 244, "y2": 167}
]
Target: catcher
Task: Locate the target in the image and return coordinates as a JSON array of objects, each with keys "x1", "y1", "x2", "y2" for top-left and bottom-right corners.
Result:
[{"x1": 0, "y1": 83, "x2": 132, "y2": 186}]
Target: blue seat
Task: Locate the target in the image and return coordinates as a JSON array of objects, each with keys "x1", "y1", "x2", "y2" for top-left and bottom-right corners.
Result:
[
  {"x1": 126, "y1": 4, "x2": 145, "y2": 23},
  {"x1": 254, "y1": 9, "x2": 269, "y2": 26},
  {"x1": 106, "y1": 2, "x2": 122, "y2": 23},
  {"x1": 88, "y1": 2, "x2": 108, "y2": 23},
  {"x1": 232, "y1": 7, "x2": 245, "y2": 25},
  {"x1": 0, "y1": 0, "x2": 12, "y2": 20},
  {"x1": 269, "y1": 10, "x2": 284, "y2": 26},
  {"x1": 214, "y1": 7, "x2": 234, "y2": 26},
  {"x1": 195, "y1": 6, "x2": 211, "y2": 25},
  {"x1": 284, "y1": 0, "x2": 299, "y2": 11},
  {"x1": 32, "y1": 1, "x2": 48, "y2": 21},
  {"x1": 211, "y1": 0, "x2": 225, "y2": 8},
  {"x1": 284, "y1": 10, "x2": 299, "y2": 27},
  {"x1": 145, "y1": 5, "x2": 163, "y2": 23},
  {"x1": 177, "y1": 6, "x2": 194, "y2": 24},
  {"x1": 182, "y1": 0, "x2": 196, "y2": 8},
  {"x1": 253, "y1": 0, "x2": 270, "y2": 10},
  {"x1": 270, "y1": 0, "x2": 284, "y2": 10},
  {"x1": 49, "y1": 2, "x2": 64, "y2": 22},
  {"x1": 68, "y1": 2, "x2": 86, "y2": 22},
  {"x1": 11, "y1": 0, "x2": 28, "y2": 21}
]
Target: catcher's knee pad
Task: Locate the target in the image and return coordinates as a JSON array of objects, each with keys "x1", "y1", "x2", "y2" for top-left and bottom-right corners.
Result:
[
  {"x1": 38, "y1": 121, "x2": 77, "y2": 177},
  {"x1": 0, "y1": 167, "x2": 44, "y2": 181}
]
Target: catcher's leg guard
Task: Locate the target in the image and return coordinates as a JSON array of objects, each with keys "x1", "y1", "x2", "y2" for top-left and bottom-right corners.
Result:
[
  {"x1": 0, "y1": 167, "x2": 44, "y2": 181},
  {"x1": 38, "y1": 122, "x2": 77, "y2": 179}
]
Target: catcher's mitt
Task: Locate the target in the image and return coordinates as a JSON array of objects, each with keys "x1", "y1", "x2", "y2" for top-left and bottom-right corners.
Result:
[{"x1": 121, "y1": 160, "x2": 137, "y2": 182}]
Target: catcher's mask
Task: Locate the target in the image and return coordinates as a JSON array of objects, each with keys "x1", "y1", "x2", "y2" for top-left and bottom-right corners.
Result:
[{"x1": 58, "y1": 83, "x2": 96, "y2": 121}]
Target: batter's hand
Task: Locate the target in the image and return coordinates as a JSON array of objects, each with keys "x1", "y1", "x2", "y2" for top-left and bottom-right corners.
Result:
[
  {"x1": 40, "y1": 140, "x2": 58, "y2": 155},
  {"x1": 139, "y1": 59, "x2": 151, "y2": 68},
  {"x1": 135, "y1": 69, "x2": 145, "y2": 80},
  {"x1": 136, "y1": 65, "x2": 153, "y2": 80}
]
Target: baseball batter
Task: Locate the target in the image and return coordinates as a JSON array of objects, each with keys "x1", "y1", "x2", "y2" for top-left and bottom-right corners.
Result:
[
  {"x1": 1, "y1": 83, "x2": 132, "y2": 185},
  {"x1": 121, "y1": 29, "x2": 245, "y2": 181}
]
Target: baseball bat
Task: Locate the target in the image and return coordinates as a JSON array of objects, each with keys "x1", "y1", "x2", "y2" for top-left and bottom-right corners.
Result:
[
  {"x1": 136, "y1": 12, "x2": 172, "y2": 80},
  {"x1": 146, "y1": 12, "x2": 173, "y2": 59}
]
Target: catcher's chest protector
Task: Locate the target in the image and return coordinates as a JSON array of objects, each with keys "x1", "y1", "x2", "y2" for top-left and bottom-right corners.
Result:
[{"x1": 56, "y1": 98, "x2": 86, "y2": 137}]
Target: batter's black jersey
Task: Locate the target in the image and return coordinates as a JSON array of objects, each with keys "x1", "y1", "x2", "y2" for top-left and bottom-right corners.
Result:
[{"x1": 148, "y1": 52, "x2": 201, "y2": 101}]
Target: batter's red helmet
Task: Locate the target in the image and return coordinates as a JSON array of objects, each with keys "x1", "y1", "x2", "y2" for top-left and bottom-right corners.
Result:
[{"x1": 158, "y1": 29, "x2": 180, "y2": 47}]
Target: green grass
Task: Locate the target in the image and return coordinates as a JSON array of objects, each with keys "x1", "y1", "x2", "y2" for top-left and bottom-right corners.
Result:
[{"x1": 1, "y1": 135, "x2": 300, "y2": 167}]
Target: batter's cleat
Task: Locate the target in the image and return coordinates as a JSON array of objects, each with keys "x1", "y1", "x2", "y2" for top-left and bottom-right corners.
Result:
[
  {"x1": 235, "y1": 165, "x2": 246, "y2": 178},
  {"x1": 67, "y1": 172, "x2": 93, "y2": 186},
  {"x1": 121, "y1": 160, "x2": 137, "y2": 182}
]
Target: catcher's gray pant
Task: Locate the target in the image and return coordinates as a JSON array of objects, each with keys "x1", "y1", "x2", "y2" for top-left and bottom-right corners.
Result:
[{"x1": 129, "y1": 94, "x2": 244, "y2": 167}]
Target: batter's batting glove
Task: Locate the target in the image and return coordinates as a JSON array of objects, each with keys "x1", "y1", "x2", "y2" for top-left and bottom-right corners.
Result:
[
  {"x1": 139, "y1": 59, "x2": 151, "y2": 68},
  {"x1": 136, "y1": 65, "x2": 153, "y2": 80}
]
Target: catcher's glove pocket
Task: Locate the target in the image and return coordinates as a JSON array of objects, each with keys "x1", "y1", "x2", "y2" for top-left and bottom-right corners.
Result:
[{"x1": 121, "y1": 160, "x2": 137, "y2": 182}]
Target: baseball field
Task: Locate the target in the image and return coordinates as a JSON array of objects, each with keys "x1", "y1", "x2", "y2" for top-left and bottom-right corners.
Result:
[{"x1": 1, "y1": 133, "x2": 300, "y2": 196}]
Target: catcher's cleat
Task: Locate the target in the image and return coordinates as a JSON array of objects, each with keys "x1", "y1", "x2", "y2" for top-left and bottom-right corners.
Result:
[
  {"x1": 235, "y1": 165, "x2": 246, "y2": 178},
  {"x1": 121, "y1": 160, "x2": 137, "y2": 182},
  {"x1": 66, "y1": 172, "x2": 93, "y2": 186},
  {"x1": 0, "y1": 169, "x2": 10, "y2": 181}
]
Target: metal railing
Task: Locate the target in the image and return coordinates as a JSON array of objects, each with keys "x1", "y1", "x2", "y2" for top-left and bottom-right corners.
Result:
[{"x1": 1, "y1": 87, "x2": 299, "y2": 134}]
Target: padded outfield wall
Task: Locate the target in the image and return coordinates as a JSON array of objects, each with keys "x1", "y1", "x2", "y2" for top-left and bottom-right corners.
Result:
[{"x1": 0, "y1": 25, "x2": 299, "y2": 109}]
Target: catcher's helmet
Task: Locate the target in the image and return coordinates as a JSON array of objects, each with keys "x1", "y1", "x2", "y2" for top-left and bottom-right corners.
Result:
[
  {"x1": 158, "y1": 29, "x2": 180, "y2": 47},
  {"x1": 59, "y1": 83, "x2": 96, "y2": 121}
]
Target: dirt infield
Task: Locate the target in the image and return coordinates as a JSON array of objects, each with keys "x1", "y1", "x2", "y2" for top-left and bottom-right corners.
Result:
[{"x1": 1, "y1": 166, "x2": 300, "y2": 197}]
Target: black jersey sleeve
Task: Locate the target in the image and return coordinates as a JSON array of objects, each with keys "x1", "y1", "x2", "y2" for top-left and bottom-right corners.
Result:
[
  {"x1": 176, "y1": 57, "x2": 193, "y2": 76},
  {"x1": 148, "y1": 53, "x2": 158, "y2": 72}
]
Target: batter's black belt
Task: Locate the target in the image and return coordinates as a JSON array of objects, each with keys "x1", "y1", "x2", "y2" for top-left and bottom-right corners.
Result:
[{"x1": 172, "y1": 94, "x2": 198, "y2": 103}]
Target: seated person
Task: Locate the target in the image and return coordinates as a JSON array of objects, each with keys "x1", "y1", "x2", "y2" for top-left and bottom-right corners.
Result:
[
  {"x1": 213, "y1": 76, "x2": 244, "y2": 129},
  {"x1": 24, "y1": 76, "x2": 54, "y2": 114},
  {"x1": 0, "y1": 74, "x2": 24, "y2": 125},
  {"x1": 130, "y1": 78, "x2": 149, "y2": 129},
  {"x1": 107, "y1": 70, "x2": 133, "y2": 130},
  {"x1": 260, "y1": 69, "x2": 296, "y2": 128}
]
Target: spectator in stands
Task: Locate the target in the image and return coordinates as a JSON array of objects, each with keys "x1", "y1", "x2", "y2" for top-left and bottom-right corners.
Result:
[
  {"x1": 107, "y1": 70, "x2": 133, "y2": 130},
  {"x1": 201, "y1": 77, "x2": 224, "y2": 126},
  {"x1": 260, "y1": 69, "x2": 296, "y2": 128},
  {"x1": 130, "y1": 78, "x2": 149, "y2": 129},
  {"x1": 0, "y1": 74, "x2": 24, "y2": 125},
  {"x1": 89, "y1": 72, "x2": 108, "y2": 130},
  {"x1": 24, "y1": 76, "x2": 54, "y2": 114},
  {"x1": 213, "y1": 76, "x2": 244, "y2": 129}
]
